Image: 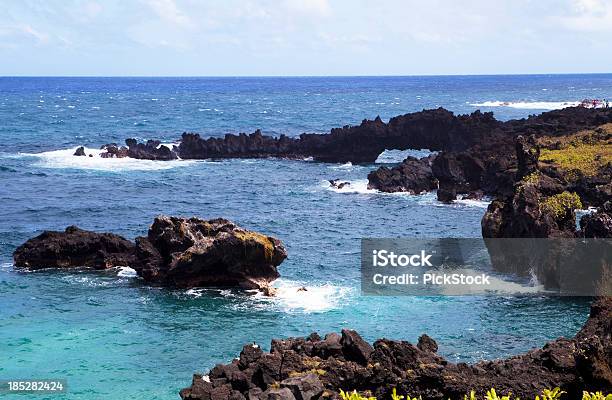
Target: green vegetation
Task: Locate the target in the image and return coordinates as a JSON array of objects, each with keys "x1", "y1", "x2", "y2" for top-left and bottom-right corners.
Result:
[
  {"x1": 340, "y1": 389, "x2": 376, "y2": 400},
  {"x1": 521, "y1": 171, "x2": 540, "y2": 185},
  {"x1": 540, "y1": 191, "x2": 583, "y2": 219},
  {"x1": 234, "y1": 230, "x2": 276, "y2": 261},
  {"x1": 582, "y1": 392, "x2": 612, "y2": 400},
  {"x1": 338, "y1": 387, "x2": 611, "y2": 400},
  {"x1": 538, "y1": 124, "x2": 612, "y2": 180}
]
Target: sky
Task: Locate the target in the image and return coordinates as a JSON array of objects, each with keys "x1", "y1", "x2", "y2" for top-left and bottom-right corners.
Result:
[{"x1": 1, "y1": 0, "x2": 612, "y2": 76}]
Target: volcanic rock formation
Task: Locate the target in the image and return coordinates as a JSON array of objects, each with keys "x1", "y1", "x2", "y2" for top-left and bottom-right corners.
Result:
[
  {"x1": 367, "y1": 155, "x2": 437, "y2": 194},
  {"x1": 179, "y1": 297, "x2": 612, "y2": 400},
  {"x1": 13, "y1": 216, "x2": 286, "y2": 294},
  {"x1": 13, "y1": 226, "x2": 136, "y2": 270}
]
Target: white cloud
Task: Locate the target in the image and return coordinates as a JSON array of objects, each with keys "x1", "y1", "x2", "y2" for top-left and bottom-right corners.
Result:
[
  {"x1": 0, "y1": 24, "x2": 49, "y2": 44},
  {"x1": 555, "y1": 0, "x2": 612, "y2": 32},
  {"x1": 143, "y1": 0, "x2": 195, "y2": 29},
  {"x1": 283, "y1": 0, "x2": 332, "y2": 17}
]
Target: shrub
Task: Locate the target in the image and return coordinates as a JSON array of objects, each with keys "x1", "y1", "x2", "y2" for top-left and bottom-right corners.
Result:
[
  {"x1": 540, "y1": 192, "x2": 583, "y2": 219},
  {"x1": 582, "y1": 392, "x2": 612, "y2": 400},
  {"x1": 337, "y1": 387, "x2": 610, "y2": 400}
]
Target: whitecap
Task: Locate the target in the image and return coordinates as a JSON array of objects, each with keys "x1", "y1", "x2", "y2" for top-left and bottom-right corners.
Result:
[
  {"x1": 469, "y1": 100, "x2": 581, "y2": 110},
  {"x1": 22, "y1": 147, "x2": 198, "y2": 172},
  {"x1": 185, "y1": 288, "x2": 205, "y2": 298},
  {"x1": 324, "y1": 179, "x2": 376, "y2": 195},
  {"x1": 246, "y1": 279, "x2": 353, "y2": 313},
  {"x1": 268, "y1": 279, "x2": 353, "y2": 312},
  {"x1": 453, "y1": 197, "x2": 491, "y2": 209},
  {"x1": 117, "y1": 266, "x2": 137, "y2": 277}
]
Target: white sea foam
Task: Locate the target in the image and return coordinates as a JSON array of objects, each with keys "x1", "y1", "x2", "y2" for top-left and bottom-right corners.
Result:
[
  {"x1": 117, "y1": 266, "x2": 137, "y2": 277},
  {"x1": 323, "y1": 180, "x2": 492, "y2": 208},
  {"x1": 470, "y1": 100, "x2": 582, "y2": 110},
  {"x1": 453, "y1": 197, "x2": 491, "y2": 209},
  {"x1": 434, "y1": 268, "x2": 548, "y2": 295},
  {"x1": 255, "y1": 279, "x2": 354, "y2": 313},
  {"x1": 329, "y1": 161, "x2": 361, "y2": 171},
  {"x1": 324, "y1": 179, "x2": 376, "y2": 194},
  {"x1": 24, "y1": 147, "x2": 197, "y2": 172}
]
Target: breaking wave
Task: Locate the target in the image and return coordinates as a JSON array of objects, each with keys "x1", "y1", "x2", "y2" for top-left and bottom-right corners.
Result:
[
  {"x1": 469, "y1": 100, "x2": 581, "y2": 110},
  {"x1": 22, "y1": 147, "x2": 197, "y2": 172},
  {"x1": 323, "y1": 180, "x2": 491, "y2": 208}
]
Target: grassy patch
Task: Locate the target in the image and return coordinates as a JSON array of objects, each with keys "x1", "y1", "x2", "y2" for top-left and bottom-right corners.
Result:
[{"x1": 538, "y1": 124, "x2": 612, "y2": 179}]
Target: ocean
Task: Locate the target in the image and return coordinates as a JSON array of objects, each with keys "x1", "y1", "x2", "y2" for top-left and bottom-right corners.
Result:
[{"x1": 1, "y1": 74, "x2": 610, "y2": 399}]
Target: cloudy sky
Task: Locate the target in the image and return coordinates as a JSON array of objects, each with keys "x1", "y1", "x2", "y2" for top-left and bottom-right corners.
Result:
[{"x1": 1, "y1": 0, "x2": 612, "y2": 76}]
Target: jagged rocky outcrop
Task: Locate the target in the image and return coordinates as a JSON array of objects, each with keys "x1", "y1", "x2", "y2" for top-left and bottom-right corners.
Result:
[
  {"x1": 100, "y1": 143, "x2": 129, "y2": 158},
  {"x1": 73, "y1": 146, "x2": 86, "y2": 156},
  {"x1": 74, "y1": 106, "x2": 612, "y2": 205},
  {"x1": 132, "y1": 216, "x2": 286, "y2": 294},
  {"x1": 13, "y1": 226, "x2": 136, "y2": 270},
  {"x1": 123, "y1": 139, "x2": 178, "y2": 160},
  {"x1": 580, "y1": 201, "x2": 612, "y2": 238},
  {"x1": 481, "y1": 135, "x2": 611, "y2": 292},
  {"x1": 367, "y1": 155, "x2": 437, "y2": 194},
  {"x1": 13, "y1": 216, "x2": 286, "y2": 294},
  {"x1": 482, "y1": 135, "x2": 581, "y2": 239},
  {"x1": 174, "y1": 106, "x2": 612, "y2": 164},
  {"x1": 180, "y1": 297, "x2": 612, "y2": 400}
]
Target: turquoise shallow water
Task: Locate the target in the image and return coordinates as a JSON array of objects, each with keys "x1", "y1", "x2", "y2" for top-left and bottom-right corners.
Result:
[{"x1": 1, "y1": 75, "x2": 608, "y2": 399}]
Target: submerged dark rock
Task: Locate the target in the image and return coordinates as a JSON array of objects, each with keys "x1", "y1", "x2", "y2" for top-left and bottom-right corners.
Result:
[
  {"x1": 13, "y1": 226, "x2": 135, "y2": 270},
  {"x1": 180, "y1": 298, "x2": 612, "y2": 400},
  {"x1": 13, "y1": 216, "x2": 287, "y2": 294},
  {"x1": 328, "y1": 180, "x2": 351, "y2": 190},
  {"x1": 73, "y1": 146, "x2": 86, "y2": 156}
]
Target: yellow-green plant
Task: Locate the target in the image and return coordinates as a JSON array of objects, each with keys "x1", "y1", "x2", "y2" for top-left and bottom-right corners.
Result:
[
  {"x1": 392, "y1": 388, "x2": 404, "y2": 400},
  {"x1": 536, "y1": 388, "x2": 565, "y2": 400},
  {"x1": 336, "y1": 387, "x2": 610, "y2": 400},
  {"x1": 339, "y1": 389, "x2": 376, "y2": 400},
  {"x1": 582, "y1": 392, "x2": 612, "y2": 400},
  {"x1": 540, "y1": 191, "x2": 582, "y2": 219},
  {"x1": 485, "y1": 388, "x2": 514, "y2": 400}
]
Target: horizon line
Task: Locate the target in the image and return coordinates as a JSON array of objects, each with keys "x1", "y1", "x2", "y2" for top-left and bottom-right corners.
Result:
[{"x1": 2, "y1": 72, "x2": 612, "y2": 79}]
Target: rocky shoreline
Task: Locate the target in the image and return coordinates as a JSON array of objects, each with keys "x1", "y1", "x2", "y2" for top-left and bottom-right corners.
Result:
[
  {"x1": 13, "y1": 216, "x2": 286, "y2": 295},
  {"x1": 179, "y1": 297, "x2": 611, "y2": 400},
  {"x1": 74, "y1": 106, "x2": 612, "y2": 206},
  {"x1": 26, "y1": 105, "x2": 612, "y2": 398}
]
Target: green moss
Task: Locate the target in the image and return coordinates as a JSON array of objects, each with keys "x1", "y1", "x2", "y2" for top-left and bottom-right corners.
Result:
[
  {"x1": 522, "y1": 171, "x2": 540, "y2": 185},
  {"x1": 234, "y1": 230, "x2": 275, "y2": 261},
  {"x1": 539, "y1": 142, "x2": 611, "y2": 178},
  {"x1": 540, "y1": 191, "x2": 583, "y2": 219}
]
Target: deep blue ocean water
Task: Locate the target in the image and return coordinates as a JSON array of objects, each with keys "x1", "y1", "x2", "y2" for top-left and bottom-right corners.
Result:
[{"x1": 1, "y1": 75, "x2": 611, "y2": 399}]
